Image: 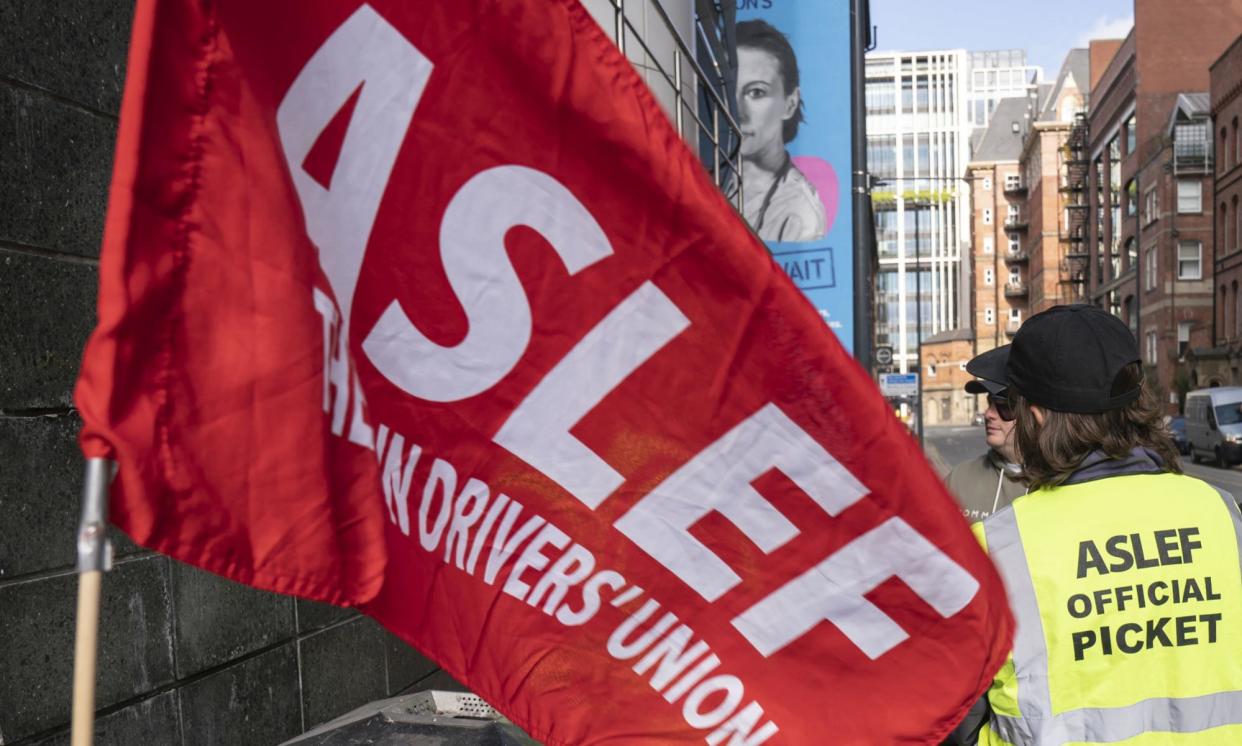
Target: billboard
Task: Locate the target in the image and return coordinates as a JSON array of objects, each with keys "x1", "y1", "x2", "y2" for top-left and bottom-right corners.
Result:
[{"x1": 734, "y1": 1, "x2": 855, "y2": 351}]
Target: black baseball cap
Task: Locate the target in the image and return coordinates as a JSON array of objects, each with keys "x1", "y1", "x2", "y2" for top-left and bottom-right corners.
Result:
[
  {"x1": 964, "y1": 347, "x2": 1010, "y2": 396},
  {"x1": 971, "y1": 305, "x2": 1142, "y2": 413},
  {"x1": 964, "y1": 378, "x2": 1006, "y2": 396}
]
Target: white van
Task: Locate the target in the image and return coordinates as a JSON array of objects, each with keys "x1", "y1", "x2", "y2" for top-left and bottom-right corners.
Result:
[{"x1": 1184, "y1": 387, "x2": 1242, "y2": 466}]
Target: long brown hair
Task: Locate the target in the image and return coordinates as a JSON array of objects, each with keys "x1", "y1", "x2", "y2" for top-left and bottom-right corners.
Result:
[{"x1": 1012, "y1": 363, "x2": 1181, "y2": 490}]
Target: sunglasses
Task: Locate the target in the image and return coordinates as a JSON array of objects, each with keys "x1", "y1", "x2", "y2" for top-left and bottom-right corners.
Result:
[{"x1": 987, "y1": 393, "x2": 1016, "y2": 422}]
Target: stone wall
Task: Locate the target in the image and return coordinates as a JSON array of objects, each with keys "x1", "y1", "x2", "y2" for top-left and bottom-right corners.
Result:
[{"x1": 0, "y1": 4, "x2": 456, "y2": 744}]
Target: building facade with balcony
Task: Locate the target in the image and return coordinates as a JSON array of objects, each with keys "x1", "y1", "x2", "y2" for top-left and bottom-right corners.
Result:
[
  {"x1": 1084, "y1": 1, "x2": 1242, "y2": 412},
  {"x1": 1020, "y1": 50, "x2": 1090, "y2": 316},
  {"x1": 966, "y1": 97, "x2": 1027, "y2": 359},
  {"x1": 1189, "y1": 34, "x2": 1242, "y2": 386}
]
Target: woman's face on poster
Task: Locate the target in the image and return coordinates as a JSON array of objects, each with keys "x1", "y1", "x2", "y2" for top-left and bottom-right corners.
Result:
[{"x1": 736, "y1": 46, "x2": 799, "y2": 161}]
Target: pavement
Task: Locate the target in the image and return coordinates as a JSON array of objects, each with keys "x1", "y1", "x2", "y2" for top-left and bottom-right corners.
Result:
[{"x1": 924, "y1": 425, "x2": 1242, "y2": 501}]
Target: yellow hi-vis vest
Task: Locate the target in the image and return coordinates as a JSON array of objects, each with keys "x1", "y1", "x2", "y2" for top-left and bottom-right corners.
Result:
[{"x1": 975, "y1": 472, "x2": 1242, "y2": 745}]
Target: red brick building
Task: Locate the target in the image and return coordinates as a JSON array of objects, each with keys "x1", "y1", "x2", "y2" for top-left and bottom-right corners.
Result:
[
  {"x1": 967, "y1": 99, "x2": 1027, "y2": 357},
  {"x1": 1189, "y1": 34, "x2": 1242, "y2": 386},
  {"x1": 1086, "y1": 0, "x2": 1242, "y2": 411},
  {"x1": 1019, "y1": 50, "x2": 1090, "y2": 316}
]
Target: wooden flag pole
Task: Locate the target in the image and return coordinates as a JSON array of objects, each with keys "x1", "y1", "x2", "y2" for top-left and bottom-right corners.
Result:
[{"x1": 71, "y1": 459, "x2": 114, "y2": 746}]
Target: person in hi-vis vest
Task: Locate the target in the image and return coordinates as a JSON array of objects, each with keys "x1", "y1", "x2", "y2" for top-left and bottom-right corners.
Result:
[{"x1": 946, "y1": 305, "x2": 1242, "y2": 746}]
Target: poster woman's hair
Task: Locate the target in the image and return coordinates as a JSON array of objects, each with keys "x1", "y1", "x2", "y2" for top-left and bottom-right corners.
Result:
[{"x1": 736, "y1": 19, "x2": 805, "y2": 143}]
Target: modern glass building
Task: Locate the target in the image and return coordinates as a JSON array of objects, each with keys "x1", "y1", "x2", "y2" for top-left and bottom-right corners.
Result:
[{"x1": 867, "y1": 49, "x2": 1040, "y2": 373}]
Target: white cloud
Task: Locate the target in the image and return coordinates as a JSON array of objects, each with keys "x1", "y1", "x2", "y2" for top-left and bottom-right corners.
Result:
[{"x1": 1075, "y1": 15, "x2": 1134, "y2": 47}]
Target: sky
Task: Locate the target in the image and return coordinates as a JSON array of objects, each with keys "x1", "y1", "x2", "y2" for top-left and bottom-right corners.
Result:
[{"x1": 870, "y1": 0, "x2": 1134, "y2": 79}]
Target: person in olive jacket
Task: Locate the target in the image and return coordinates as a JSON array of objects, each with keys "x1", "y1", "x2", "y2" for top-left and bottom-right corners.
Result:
[{"x1": 945, "y1": 348, "x2": 1026, "y2": 521}]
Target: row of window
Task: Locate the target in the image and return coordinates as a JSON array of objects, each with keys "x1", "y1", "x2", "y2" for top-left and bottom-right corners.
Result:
[
  {"x1": 979, "y1": 236, "x2": 1022, "y2": 255},
  {"x1": 978, "y1": 175, "x2": 1023, "y2": 192},
  {"x1": 866, "y1": 135, "x2": 959, "y2": 180},
  {"x1": 864, "y1": 77, "x2": 958, "y2": 117},
  {"x1": 1095, "y1": 177, "x2": 1201, "y2": 225},
  {"x1": 1220, "y1": 282, "x2": 1242, "y2": 343},
  {"x1": 980, "y1": 306, "x2": 1022, "y2": 326},
  {"x1": 980, "y1": 266, "x2": 1022, "y2": 287},
  {"x1": 1142, "y1": 323, "x2": 1194, "y2": 365},
  {"x1": 980, "y1": 204, "x2": 1022, "y2": 225},
  {"x1": 1219, "y1": 197, "x2": 1242, "y2": 254},
  {"x1": 1135, "y1": 241, "x2": 1204, "y2": 290}
]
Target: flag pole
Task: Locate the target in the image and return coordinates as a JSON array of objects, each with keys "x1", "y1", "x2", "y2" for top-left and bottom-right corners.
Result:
[{"x1": 71, "y1": 458, "x2": 114, "y2": 746}]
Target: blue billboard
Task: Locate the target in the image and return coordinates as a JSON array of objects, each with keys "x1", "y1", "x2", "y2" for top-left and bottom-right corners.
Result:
[{"x1": 734, "y1": 1, "x2": 854, "y2": 351}]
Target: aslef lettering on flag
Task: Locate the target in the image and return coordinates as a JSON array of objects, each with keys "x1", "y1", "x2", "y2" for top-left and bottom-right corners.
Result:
[{"x1": 75, "y1": 0, "x2": 1014, "y2": 743}]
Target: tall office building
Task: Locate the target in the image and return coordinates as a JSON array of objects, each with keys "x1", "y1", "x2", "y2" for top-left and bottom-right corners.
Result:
[{"x1": 867, "y1": 49, "x2": 1039, "y2": 373}]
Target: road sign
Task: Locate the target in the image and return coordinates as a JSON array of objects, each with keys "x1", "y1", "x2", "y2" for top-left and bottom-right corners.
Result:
[
  {"x1": 875, "y1": 346, "x2": 893, "y2": 366},
  {"x1": 880, "y1": 372, "x2": 919, "y2": 398}
]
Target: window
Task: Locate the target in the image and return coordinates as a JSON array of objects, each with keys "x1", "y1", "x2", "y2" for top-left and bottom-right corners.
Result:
[
  {"x1": 1009, "y1": 237, "x2": 1021, "y2": 254},
  {"x1": 983, "y1": 177, "x2": 992, "y2": 191},
  {"x1": 1223, "y1": 127, "x2": 1230, "y2": 173},
  {"x1": 1007, "y1": 204, "x2": 1019, "y2": 221},
  {"x1": 1126, "y1": 238, "x2": 1137, "y2": 270},
  {"x1": 983, "y1": 236, "x2": 994, "y2": 255},
  {"x1": 1146, "y1": 331, "x2": 1158, "y2": 365},
  {"x1": 865, "y1": 79, "x2": 897, "y2": 116},
  {"x1": 1223, "y1": 203, "x2": 1231, "y2": 254},
  {"x1": 984, "y1": 306, "x2": 995, "y2": 325},
  {"x1": 984, "y1": 267, "x2": 994, "y2": 286},
  {"x1": 1145, "y1": 248, "x2": 1157, "y2": 291},
  {"x1": 1005, "y1": 174, "x2": 1021, "y2": 191},
  {"x1": 1222, "y1": 285, "x2": 1229, "y2": 339},
  {"x1": 1177, "y1": 180, "x2": 1202, "y2": 213},
  {"x1": 1125, "y1": 115, "x2": 1136, "y2": 155},
  {"x1": 1143, "y1": 187, "x2": 1159, "y2": 225},
  {"x1": 1178, "y1": 241, "x2": 1202, "y2": 280},
  {"x1": 1179, "y1": 321, "x2": 1193, "y2": 358},
  {"x1": 1234, "y1": 282, "x2": 1241, "y2": 340},
  {"x1": 927, "y1": 361, "x2": 937, "y2": 377},
  {"x1": 867, "y1": 135, "x2": 898, "y2": 179},
  {"x1": 1009, "y1": 266, "x2": 1021, "y2": 285},
  {"x1": 1009, "y1": 308, "x2": 1022, "y2": 323},
  {"x1": 1126, "y1": 179, "x2": 1137, "y2": 216},
  {"x1": 983, "y1": 208, "x2": 993, "y2": 225},
  {"x1": 1235, "y1": 196, "x2": 1241, "y2": 251}
]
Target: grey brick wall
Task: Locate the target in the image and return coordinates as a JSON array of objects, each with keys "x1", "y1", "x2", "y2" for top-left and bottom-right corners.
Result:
[{"x1": 0, "y1": 3, "x2": 457, "y2": 744}]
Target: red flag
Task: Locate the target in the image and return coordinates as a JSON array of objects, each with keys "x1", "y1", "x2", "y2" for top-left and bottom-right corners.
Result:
[{"x1": 76, "y1": 1, "x2": 1013, "y2": 743}]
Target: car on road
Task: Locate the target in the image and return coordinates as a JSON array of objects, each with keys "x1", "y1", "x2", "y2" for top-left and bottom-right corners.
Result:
[
  {"x1": 1166, "y1": 415, "x2": 1189, "y2": 455},
  {"x1": 1185, "y1": 387, "x2": 1242, "y2": 467}
]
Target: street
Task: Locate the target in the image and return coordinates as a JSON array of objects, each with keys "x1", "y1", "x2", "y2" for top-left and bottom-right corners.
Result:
[{"x1": 925, "y1": 425, "x2": 1242, "y2": 501}]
